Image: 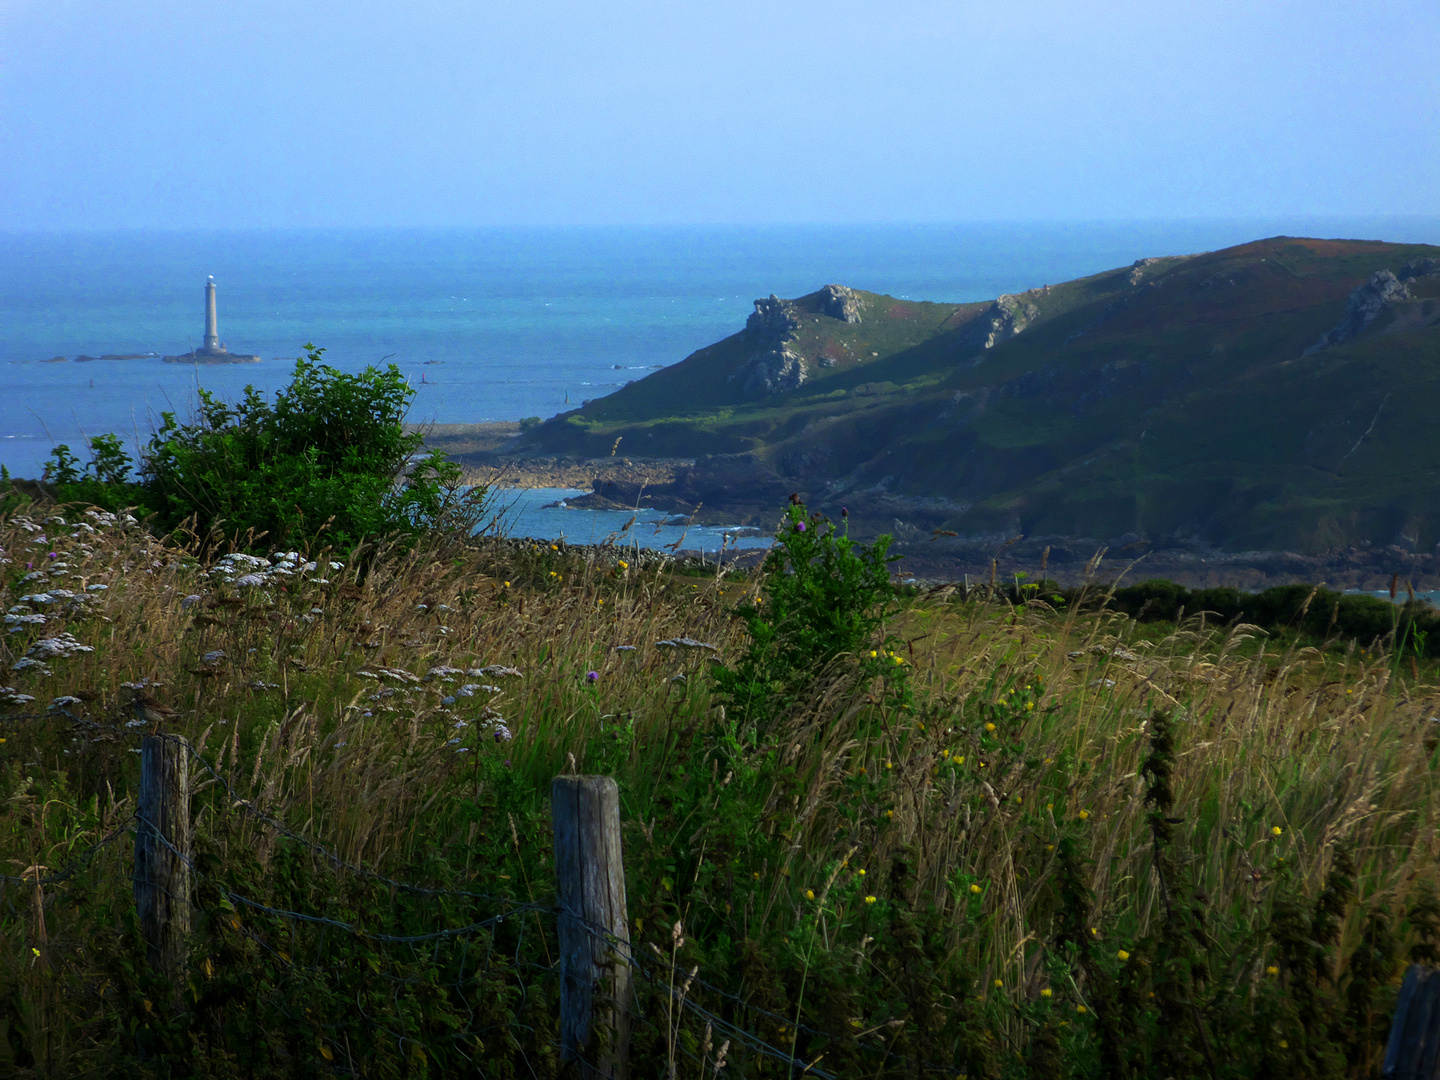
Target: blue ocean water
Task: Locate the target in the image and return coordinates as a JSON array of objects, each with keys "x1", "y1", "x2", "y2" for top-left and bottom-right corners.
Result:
[
  {"x1": 5, "y1": 219, "x2": 1437, "y2": 490},
  {"x1": 487, "y1": 487, "x2": 775, "y2": 555}
]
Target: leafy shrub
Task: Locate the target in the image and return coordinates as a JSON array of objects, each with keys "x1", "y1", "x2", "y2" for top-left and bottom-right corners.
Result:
[
  {"x1": 713, "y1": 500, "x2": 899, "y2": 727},
  {"x1": 35, "y1": 346, "x2": 485, "y2": 552},
  {"x1": 41, "y1": 434, "x2": 142, "y2": 512}
]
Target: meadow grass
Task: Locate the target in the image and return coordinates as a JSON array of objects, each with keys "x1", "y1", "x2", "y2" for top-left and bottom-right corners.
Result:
[{"x1": 2, "y1": 500, "x2": 1438, "y2": 1077}]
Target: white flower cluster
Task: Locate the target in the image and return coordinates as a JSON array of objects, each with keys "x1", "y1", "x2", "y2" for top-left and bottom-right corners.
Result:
[
  {"x1": 481, "y1": 707, "x2": 513, "y2": 743},
  {"x1": 4, "y1": 609, "x2": 47, "y2": 631},
  {"x1": 26, "y1": 633, "x2": 95, "y2": 659},
  {"x1": 0, "y1": 686, "x2": 35, "y2": 705},
  {"x1": 209, "y1": 551, "x2": 344, "y2": 587},
  {"x1": 82, "y1": 508, "x2": 136, "y2": 528},
  {"x1": 456, "y1": 683, "x2": 502, "y2": 697},
  {"x1": 356, "y1": 667, "x2": 422, "y2": 684},
  {"x1": 656, "y1": 637, "x2": 718, "y2": 651}
]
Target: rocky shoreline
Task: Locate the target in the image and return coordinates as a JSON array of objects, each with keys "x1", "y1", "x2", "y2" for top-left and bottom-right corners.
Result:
[{"x1": 435, "y1": 436, "x2": 1440, "y2": 593}]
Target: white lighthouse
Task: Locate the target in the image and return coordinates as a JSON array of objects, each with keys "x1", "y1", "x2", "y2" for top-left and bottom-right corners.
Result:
[
  {"x1": 203, "y1": 276, "x2": 221, "y2": 353},
  {"x1": 162, "y1": 276, "x2": 262, "y2": 364}
]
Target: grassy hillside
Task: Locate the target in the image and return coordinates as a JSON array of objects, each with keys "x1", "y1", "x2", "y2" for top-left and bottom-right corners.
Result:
[
  {"x1": 522, "y1": 238, "x2": 1440, "y2": 553},
  {"x1": 4, "y1": 496, "x2": 1440, "y2": 1076}
]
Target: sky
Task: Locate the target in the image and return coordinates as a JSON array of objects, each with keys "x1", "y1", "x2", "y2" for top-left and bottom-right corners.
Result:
[{"x1": 1, "y1": 0, "x2": 1437, "y2": 230}]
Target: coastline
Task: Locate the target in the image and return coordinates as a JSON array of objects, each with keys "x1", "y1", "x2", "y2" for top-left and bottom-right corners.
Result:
[
  {"x1": 421, "y1": 425, "x2": 1440, "y2": 593},
  {"x1": 417, "y1": 421, "x2": 689, "y2": 490}
]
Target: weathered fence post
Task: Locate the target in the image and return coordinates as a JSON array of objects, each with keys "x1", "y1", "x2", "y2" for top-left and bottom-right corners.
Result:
[
  {"x1": 553, "y1": 775, "x2": 631, "y2": 1079},
  {"x1": 1384, "y1": 964, "x2": 1440, "y2": 1079},
  {"x1": 134, "y1": 734, "x2": 192, "y2": 983}
]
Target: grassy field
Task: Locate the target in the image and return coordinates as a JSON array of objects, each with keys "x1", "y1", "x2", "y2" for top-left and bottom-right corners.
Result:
[{"x1": 3, "y1": 498, "x2": 1440, "y2": 1078}]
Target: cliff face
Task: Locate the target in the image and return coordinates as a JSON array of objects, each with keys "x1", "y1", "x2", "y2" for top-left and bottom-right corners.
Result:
[
  {"x1": 733, "y1": 294, "x2": 808, "y2": 396},
  {"x1": 1305, "y1": 258, "x2": 1440, "y2": 355},
  {"x1": 1305, "y1": 270, "x2": 1413, "y2": 354},
  {"x1": 730, "y1": 285, "x2": 865, "y2": 397}
]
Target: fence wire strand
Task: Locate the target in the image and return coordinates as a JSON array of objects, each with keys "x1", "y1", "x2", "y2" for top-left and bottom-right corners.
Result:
[{"x1": 0, "y1": 710, "x2": 956, "y2": 1076}]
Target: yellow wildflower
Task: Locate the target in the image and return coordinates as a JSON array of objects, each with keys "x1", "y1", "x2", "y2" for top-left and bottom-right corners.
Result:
[
  {"x1": 1041, "y1": 988, "x2": 1052, "y2": 998},
  {"x1": 864, "y1": 895, "x2": 876, "y2": 905},
  {"x1": 970, "y1": 883, "x2": 982, "y2": 894},
  {"x1": 1271, "y1": 826, "x2": 1283, "y2": 837}
]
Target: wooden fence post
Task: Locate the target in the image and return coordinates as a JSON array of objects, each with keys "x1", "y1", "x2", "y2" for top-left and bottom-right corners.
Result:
[
  {"x1": 1384, "y1": 964, "x2": 1440, "y2": 1079},
  {"x1": 134, "y1": 734, "x2": 192, "y2": 983},
  {"x1": 553, "y1": 775, "x2": 631, "y2": 1079}
]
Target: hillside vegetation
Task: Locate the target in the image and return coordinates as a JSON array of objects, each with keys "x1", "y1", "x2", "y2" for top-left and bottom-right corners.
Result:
[
  {"x1": 522, "y1": 238, "x2": 1440, "y2": 555},
  {"x1": 4, "y1": 496, "x2": 1440, "y2": 1077}
]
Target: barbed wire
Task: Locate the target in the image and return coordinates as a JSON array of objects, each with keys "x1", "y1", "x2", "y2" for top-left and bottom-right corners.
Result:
[
  {"x1": 225, "y1": 891, "x2": 550, "y2": 945},
  {"x1": 6, "y1": 710, "x2": 953, "y2": 1076},
  {"x1": 169, "y1": 733, "x2": 531, "y2": 908},
  {"x1": 0, "y1": 816, "x2": 134, "y2": 887}
]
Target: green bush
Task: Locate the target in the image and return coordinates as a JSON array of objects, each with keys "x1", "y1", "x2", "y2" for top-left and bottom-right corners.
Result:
[
  {"x1": 40, "y1": 434, "x2": 142, "y2": 512},
  {"x1": 35, "y1": 346, "x2": 485, "y2": 552},
  {"x1": 714, "y1": 500, "x2": 900, "y2": 727}
]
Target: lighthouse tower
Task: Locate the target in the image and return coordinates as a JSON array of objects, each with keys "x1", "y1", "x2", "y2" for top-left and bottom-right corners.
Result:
[
  {"x1": 202, "y1": 276, "x2": 222, "y2": 353},
  {"x1": 162, "y1": 276, "x2": 261, "y2": 364}
]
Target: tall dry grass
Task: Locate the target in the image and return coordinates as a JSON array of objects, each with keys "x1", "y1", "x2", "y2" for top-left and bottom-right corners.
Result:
[{"x1": 2, "y1": 498, "x2": 1438, "y2": 1075}]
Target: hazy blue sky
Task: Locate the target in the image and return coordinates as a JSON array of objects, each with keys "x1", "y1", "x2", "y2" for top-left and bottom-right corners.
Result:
[{"x1": 2, "y1": 0, "x2": 1436, "y2": 229}]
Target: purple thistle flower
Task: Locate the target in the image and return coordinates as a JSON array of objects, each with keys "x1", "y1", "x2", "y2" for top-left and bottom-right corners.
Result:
[
  {"x1": 795, "y1": 522, "x2": 806, "y2": 532},
  {"x1": 841, "y1": 506, "x2": 849, "y2": 519},
  {"x1": 586, "y1": 670, "x2": 599, "y2": 683}
]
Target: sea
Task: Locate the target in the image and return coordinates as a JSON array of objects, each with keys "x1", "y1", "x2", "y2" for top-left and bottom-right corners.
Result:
[{"x1": 5, "y1": 219, "x2": 1439, "y2": 552}]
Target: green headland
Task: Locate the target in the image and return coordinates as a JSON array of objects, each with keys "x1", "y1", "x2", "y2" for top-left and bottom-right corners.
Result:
[{"x1": 498, "y1": 236, "x2": 1440, "y2": 580}]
